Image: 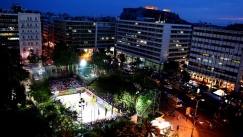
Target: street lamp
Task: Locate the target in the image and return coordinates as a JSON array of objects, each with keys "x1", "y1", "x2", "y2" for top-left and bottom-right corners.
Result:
[
  {"x1": 80, "y1": 59, "x2": 87, "y2": 67},
  {"x1": 78, "y1": 98, "x2": 85, "y2": 137},
  {"x1": 191, "y1": 97, "x2": 205, "y2": 117},
  {"x1": 191, "y1": 118, "x2": 203, "y2": 137}
]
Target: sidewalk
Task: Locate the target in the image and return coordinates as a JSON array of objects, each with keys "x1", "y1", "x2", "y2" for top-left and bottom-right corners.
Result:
[{"x1": 163, "y1": 110, "x2": 199, "y2": 137}]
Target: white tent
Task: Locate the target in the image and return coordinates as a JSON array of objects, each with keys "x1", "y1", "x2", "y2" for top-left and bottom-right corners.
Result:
[{"x1": 213, "y1": 89, "x2": 226, "y2": 97}]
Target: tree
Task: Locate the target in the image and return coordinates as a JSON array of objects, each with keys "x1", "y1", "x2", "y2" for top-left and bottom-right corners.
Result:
[
  {"x1": 40, "y1": 100, "x2": 78, "y2": 136},
  {"x1": 52, "y1": 41, "x2": 79, "y2": 70},
  {"x1": 91, "y1": 71, "x2": 136, "y2": 96},
  {"x1": 27, "y1": 53, "x2": 40, "y2": 63},
  {"x1": 114, "y1": 118, "x2": 141, "y2": 137},
  {"x1": 118, "y1": 53, "x2": 126, "y2": 67},
  {"x1": 140, "y1": 119, "x2": 160, "y2": 137},
  {"x1": 134, "y1": 57, "x2": 142, "y2": 67},
  {"x1": 181, "y1": 70, "x2": 191, "y2": 83},
  {"x1": 0, "y1": 47, "x2": 28, "y2": 111},
  {"x1": 91, "y1": 50, "x2": 109, "y2": 73},
  {"x1": 89, "y1": 124, "x2": 117, "y2": 137},
  {"x1": 114, "y1": 91, "x2": 137, "y2": 111},
  {"x1": 136, "y1": 92, "x2": 152, "y2": 116},
  {"x1": 29, "y1": 80, "x2": 52, "y2": 104}
]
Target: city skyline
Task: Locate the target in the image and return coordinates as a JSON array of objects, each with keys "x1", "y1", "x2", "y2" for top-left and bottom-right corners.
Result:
[{"x1": 1, "y1": 0, "x2": 243, "y2": 26}]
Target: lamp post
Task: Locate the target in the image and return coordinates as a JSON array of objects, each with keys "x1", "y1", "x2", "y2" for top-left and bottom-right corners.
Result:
[
  {"x1": 78, "y1": 99, "x2": 84, "y2": 137},
  {"x1": 191, "y1": 118, "x2": 203, "y2": 137},
  {"x1": 191, "y1": 97, "x2": 205, "y2": 117}
]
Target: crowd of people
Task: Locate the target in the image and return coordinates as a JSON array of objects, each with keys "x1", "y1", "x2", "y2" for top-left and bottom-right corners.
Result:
[{"x1": 49, "y1": 78, "x2": 83, "y2": 91}]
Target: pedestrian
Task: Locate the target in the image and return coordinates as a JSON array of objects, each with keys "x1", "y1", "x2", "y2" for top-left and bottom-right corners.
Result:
[{"x1": 86, "y1": 101, "x2": 88, "y2": 107}]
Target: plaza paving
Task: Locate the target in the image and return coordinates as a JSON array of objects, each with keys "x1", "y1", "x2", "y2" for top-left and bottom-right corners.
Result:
[{"x1": 56, "y1": 93, "x2": 114, "y2": 123}]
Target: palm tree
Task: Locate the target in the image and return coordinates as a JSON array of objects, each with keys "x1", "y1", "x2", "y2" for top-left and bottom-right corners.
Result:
[
  {"x1": 118, "y1": 53, "x2": 126, "y2": 67},
  {"x1": 113, "y1": 118, "x2": 141, "y2": 137},
  {"x1": 134, "y1": 57, "x2": 142, "y2": 68},
  {"x1": 140, "y1": 119, "x2": 160, "y2": 137},
  {"x1": 89, "y1": 124, "x2": 117, "y2": 137}
]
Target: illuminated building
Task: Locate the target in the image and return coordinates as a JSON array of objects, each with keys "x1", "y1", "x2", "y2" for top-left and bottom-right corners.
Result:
[
  {"x1": 145, "y1": 6, "x2": 158, "y2": 10},
  {"x1": 54, "y1": 17, "x2": 116, "y2": 52},
  {"x1": 0, "y1": 4, "x2": 42, "y2": 59},
  {"x1": 116, "y1": 7, "x2": 191, "y2": 71},
  {"x1": 188, "y1": 26, "x2": 243, "y2": 92},
  {"x1": 0, "y1": 13, "x2": 19, "y2": 49},
  {"x1": 18, "y1": 13, "x2": 42, "y2": 59}
]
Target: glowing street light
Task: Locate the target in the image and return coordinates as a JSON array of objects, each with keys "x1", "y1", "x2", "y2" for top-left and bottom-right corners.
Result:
[
  {"x1": 80, "y1": 59, "x2": 87, "y2": 67},
  {"x1": 191, "y1": 97, "x2": 205, "y2": 117}
]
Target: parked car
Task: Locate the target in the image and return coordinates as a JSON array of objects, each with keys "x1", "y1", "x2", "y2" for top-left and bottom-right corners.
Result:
[{"x1": 164, "y1": 84, "x2": 172, "y2": 89}]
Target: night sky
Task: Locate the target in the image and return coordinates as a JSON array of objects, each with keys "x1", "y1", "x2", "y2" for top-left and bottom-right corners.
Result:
[{"x1": 1, "y1": 0, "x2": 243, "y2": 26}]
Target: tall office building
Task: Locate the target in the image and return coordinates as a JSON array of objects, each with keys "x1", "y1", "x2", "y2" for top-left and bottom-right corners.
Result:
[
  {"x1": 116, "y1": 7, "x2": 191, "y2": 72},
  {"x1": 0, "y1": 13, "x2": 19, "y2": 49},
  {"x1": 18, "y1": 13, "x2": 42, "y2": 59},
  {"x1": 54, "y1": 17, "x2": 116, "y2": 53},
  {"x1": 188, "y1": 27, "x2": 243, "y2": 92},
  {"x1": 0, "y1": 4, "x2": 42, "y2": 59}
]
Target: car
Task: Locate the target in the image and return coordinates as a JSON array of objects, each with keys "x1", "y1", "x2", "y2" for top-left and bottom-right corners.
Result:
[{"x1": 164, "y1": 85, "x2": 172, "y2": 89}]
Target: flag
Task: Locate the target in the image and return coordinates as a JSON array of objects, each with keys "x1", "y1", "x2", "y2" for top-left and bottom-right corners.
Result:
[{"x1": 98, "y1": 109, "x2": 100, "y2": 115}]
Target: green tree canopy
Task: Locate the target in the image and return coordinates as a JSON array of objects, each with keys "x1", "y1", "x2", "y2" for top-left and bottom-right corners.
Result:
[
  {"x1": 0, "y1": 47, "x2": 28, "y2": 111},
  {"x1": 91, "y1": 71, "x2": 137, "y2": 96},
  {"x1": 52, "y1": 41, "x2": 79, "y2": 67},
  {"x1": 118, "y1": 53, "x2": 126, "y2": 67},
  {"x1": 29, "y1": 80, "x2": 52, "y2": 103}
]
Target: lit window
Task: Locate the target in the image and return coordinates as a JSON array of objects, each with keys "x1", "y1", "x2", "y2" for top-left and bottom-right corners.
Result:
[
  {"x1": 88, "y1": 30, "x2": 92, "y2": 33},
  {"x1": 138, "y1": 31, "x2": 141, "y2": 34},
  {"x1": 72, "y1": 30, "x2": 77, "y2": 32}
]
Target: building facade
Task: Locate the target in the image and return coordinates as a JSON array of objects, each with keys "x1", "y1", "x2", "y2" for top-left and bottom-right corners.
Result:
[
  {"x1": 54, "y1": 19, "x2": 116, "y2": 52},
  {"x1": 188, "y1": 27, "x2": 243, "y2": 92},
  {"x1": 115, "y1": 19, "x2": 191, "y2": 71},
  {"x1": 0, "y1": 13, "x2": 19, "y2": 49},
  {"x1": 18, "y1": 13, "x2": 42, "y2": 59}
]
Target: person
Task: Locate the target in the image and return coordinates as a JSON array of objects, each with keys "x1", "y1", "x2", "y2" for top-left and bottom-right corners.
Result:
[{"x1": 86, "y1": 101, "x2": 88, "y2": 107}]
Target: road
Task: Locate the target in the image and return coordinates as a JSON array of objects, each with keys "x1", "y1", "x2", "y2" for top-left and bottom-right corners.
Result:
[{"x1": 162, "y1": 86, "x2": 236, "y2": 137}]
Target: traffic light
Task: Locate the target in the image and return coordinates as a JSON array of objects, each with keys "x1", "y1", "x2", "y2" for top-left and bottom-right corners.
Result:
[{"x1": 186, "y1": 107, "x2": 191, "y2": 115}]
